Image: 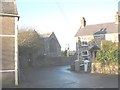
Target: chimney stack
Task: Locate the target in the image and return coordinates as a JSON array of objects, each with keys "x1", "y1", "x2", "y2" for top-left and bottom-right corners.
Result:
[{"x1": 81, "y1": 17, "x2": 86, "y2": 28}]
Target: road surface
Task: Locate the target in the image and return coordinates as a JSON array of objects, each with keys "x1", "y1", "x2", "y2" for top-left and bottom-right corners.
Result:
[{"x1": 18, "y1": 65, "x2": 118, "y2": 88}]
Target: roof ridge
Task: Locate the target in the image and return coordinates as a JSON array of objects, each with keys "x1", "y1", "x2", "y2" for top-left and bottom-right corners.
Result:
[
  {"x1": 41, "y1": 32, "x2": 53, "y2": 38},
  {"x1": 86, "y1": 22, "x2": 114, "y2": 26},
  {"x1": 42, "y1": 32, "x2": 53, "y2": 34}
]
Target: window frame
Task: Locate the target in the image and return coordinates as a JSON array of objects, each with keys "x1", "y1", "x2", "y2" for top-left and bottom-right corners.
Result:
[
  {"x1": 81, "y1": 50, "x2": 89, "y2": 56},
  {"x1": 80, "y1": 37, "x2": 88, "y2": 46},
  {"x1": 81, "y1": 41, "x2": 88, "y2": 46}
]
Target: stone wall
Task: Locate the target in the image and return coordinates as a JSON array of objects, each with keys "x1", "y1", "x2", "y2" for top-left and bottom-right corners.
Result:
[
  {"x1": 91, "y1": 62, "x2": 118, "y2": 74},
  {"x1": 35, "y1": 56, "x2": 76, "y2": 67},
  {"x1": 19, "y1": 55, "x2": 76, "y2": 69}
]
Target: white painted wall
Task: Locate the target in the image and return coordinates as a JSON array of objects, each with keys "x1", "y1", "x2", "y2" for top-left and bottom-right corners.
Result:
[{"x1": 105, "y1": 33, "x2": 118, "y2": 42}]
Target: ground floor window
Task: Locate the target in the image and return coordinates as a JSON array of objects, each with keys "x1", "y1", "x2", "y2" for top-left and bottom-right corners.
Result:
[
  {"x1": 82, "y1": 56, "x2": 89, "y2": 60},
  {"x1": 81, "y1": 50, "x2": 88, "y2": 56}
]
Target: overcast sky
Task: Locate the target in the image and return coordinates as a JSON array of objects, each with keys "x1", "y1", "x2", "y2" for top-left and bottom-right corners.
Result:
[{"x1": 16, "y1": 0, "x2": 119, "y2": 51}]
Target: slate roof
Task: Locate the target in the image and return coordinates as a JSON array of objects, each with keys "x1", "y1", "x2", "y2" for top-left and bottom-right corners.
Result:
[
  {"x1": 40, "y1": 32, "x2": 53, "y2": 38},
  {"x1": 88, "y1": 45, "x2": 100, "y2": 51},
  {"x1": 75, "y1": 22, "x2": 119, "y2": 37},
  {"x1": 0, "y1": 0, "x2": 18, "y2": 15},
  {"x1": 39, "y1": 32, "x2": 61, "y2": 48}
]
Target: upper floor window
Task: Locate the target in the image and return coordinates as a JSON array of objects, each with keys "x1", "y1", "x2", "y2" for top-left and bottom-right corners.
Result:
[
  {"x1": 81, "y1": 41, "x2": 88, "y2": 46},
  {"x1": 81, "y1": 37, "x2": 88, "y2": 46}
]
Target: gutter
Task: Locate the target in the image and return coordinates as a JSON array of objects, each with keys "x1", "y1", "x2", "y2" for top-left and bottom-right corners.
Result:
[{"x1": 0, "y1": 13, "x2": 20, "y2": 20}]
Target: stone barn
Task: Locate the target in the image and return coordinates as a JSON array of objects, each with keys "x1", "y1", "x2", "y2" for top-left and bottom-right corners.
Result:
[
  {"x1": 0, "y1": 0, "x2": 19, "y2": 87},
  {"x1": 40, "y1": 32, "x2": 61, "y2": 57}
]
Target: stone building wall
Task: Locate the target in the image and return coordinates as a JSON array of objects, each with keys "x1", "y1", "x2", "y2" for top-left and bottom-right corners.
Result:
[
  {"x1": 1, "y1": 16, "x2": 15, "y2": 35},
  {"x1": 105, "y1": 33, "x2": 119, "y2": 42},
  {"x1": 0, "y1": 16, "x2": 18, "y2": 87},
  {"x1": 43, "y1": 33, "x2": 61, "y2": 57},
  {"x1": 77, "y1": 35, "x2": 94, "y2": 62}
]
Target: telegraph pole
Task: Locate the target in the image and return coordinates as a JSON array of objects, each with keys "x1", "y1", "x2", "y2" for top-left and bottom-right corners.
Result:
[
  {"x1": 65, "y1": 44, "x2": 69, "y2": 57},
  {"x1": 77, "y1": 38, "x2": 80, "y2": 61}
]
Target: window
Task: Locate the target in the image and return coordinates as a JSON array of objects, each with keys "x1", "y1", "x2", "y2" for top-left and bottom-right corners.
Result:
[
  {"x1": 81, "y1": 50, "x2": 88, "y2": 56},
  {"x1": 81, "y1": 37, "x2": 88, "y2": 46},
  {"x1": 82, "y1": 56, "x2": 89, "y2": 60},
  {"x1": 81, "y1": 41, "x2": 88, "y2": 46}
]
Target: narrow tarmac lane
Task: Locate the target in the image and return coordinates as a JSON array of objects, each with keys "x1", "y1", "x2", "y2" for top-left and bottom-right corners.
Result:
[{"x1": 18, "y1": 65, "x2": 118, "y2": 88}]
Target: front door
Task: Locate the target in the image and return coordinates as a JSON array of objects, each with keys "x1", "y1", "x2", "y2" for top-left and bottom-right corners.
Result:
[{"x1": 91, "y1": 51, "x2": 97, "y2": 61}]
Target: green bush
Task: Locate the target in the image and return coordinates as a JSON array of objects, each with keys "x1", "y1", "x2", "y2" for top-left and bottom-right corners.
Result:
[{"x1": 96, "y1": 40, "x2": 119, "y2": 74}]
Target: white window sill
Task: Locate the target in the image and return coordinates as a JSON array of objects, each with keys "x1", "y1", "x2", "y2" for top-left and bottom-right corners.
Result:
[
  {"x1": 82, "y1": 55, "x2": 88, "y2": 56},
  {"x1": 81, "y1": 45, "x2": 88, "y2": 46}
]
